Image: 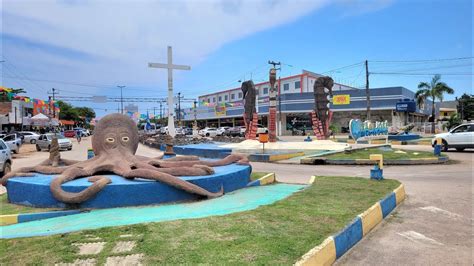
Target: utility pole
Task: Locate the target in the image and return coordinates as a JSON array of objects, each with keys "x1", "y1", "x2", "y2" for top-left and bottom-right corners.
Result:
[
  {"x1": 47, "y1": 88, "x2": 57, "y2": 118},
  {"x1": 117, "y1": 85, "x2": 126, "y2": 114},
  {"x1": 365, "y1": 60, "x2": 371, "y2": 121},
  {"x1": 159, "y1": 100, "x2": 163, "y2": 125}
]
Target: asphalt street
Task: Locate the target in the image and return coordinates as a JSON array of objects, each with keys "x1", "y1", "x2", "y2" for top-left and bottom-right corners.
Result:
[{"x1": 5, "y1": 138, "x2": 473, "y2": 265}]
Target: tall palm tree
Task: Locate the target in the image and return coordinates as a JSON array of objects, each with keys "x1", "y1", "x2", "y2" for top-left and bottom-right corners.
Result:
[{"x1": 415, "y1": 74, "x2": 454, "y2": 133}]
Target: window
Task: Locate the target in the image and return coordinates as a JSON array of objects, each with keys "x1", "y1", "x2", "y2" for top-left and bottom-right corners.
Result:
[
  {"x1": 263, "y1": 87, "x2": 268, "y2": 94},
  {"x1": 238, "y1": 92, "x2": 243, "y2": 99},
  {"x1": 231, "y1": 94, "x2": 235, "y2": 100},
  {"x1": 3, "y1": 135, "x2": 14, "y2": 141},
  {"x1": 283, "y1": 83, "x2": 289, "y2": 91},
  {"x1": 0, "y1": 140, "x2": 6, "y2": 150},
  {"x1": 452, "y1": 125, "x2": 469, "y2": 133},
  {"x1": 212, "y1": 97, "x2": 216, "y2": 103},
  {"x1": 295, "y1": 81, "x2": 301, "y2": 89},
  {"x1": 218, "y1": 96, "x2": 222, "y2": 102},
  {"x1": 207, "y1": 98, "x2": 210, "y2": 103},
  {"x1": 225, "y1": 95, "x2": 228, "y2": 101}
]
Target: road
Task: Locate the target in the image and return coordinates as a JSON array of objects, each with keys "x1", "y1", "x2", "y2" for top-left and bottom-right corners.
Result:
[{"x1": 5, "y1": 138, "x2": 473, "y2": 264}]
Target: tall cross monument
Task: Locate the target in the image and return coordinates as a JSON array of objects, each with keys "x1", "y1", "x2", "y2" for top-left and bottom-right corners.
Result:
[{"x1": 148, "y1": 46, "x2": 190, "y2": 137}]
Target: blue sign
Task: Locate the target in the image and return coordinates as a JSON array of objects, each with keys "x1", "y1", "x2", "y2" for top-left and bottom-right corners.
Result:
[
  {"x1": 349, "y1": 119, "x2": 388, "y2": 141},
  {"x1": 396, "y1": 100, "x2": 416, "y2": 112}
]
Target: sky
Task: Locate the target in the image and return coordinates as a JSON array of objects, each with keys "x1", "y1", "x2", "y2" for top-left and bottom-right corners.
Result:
[{"x1": 1, "y1": 0, "x2": 472, "y2": 117}]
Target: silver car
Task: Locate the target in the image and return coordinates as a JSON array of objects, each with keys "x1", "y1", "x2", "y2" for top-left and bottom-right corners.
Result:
[
  {"x1": 36, "y1": 133, "x2": 73, "y2": 151},
  {"x1": 1, "y1": 134, "x2": 22, "y2": 154},
  {"x1": 0, "y1": 139, "x2": 12, "y2": 176},
  {"x1": 18, "y1": 131, "x2": 41, "y2": 144}
]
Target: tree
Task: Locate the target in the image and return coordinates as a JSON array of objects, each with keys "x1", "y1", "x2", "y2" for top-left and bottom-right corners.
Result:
[
  {"x1": 76, "y1": 107, "x2": 96, "y2": 120},
  {"x1": 457, "y1": 93, "x2": 474, "y2": 121},
  {"x1": 415, "y1": 75, "x2": 454, "y2": 133},
  {"x1": 57, "y1": 100, "x2": 79, "y2": 121}
]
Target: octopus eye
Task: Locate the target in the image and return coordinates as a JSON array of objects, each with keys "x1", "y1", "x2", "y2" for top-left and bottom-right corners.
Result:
[
  {"x1": 122, "y1": 136, "x2": 129, "y2": 142},
  {"x1": 106, "y1": 137, "x2": 115, "y2": 143}
]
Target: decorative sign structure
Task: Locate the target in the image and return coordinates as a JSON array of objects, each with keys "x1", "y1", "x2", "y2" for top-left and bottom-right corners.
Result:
[
  {"x1": 332, "y1": 94, "x2": 350, "y2": 105},
  {"x1": 214, "y1": 105, "x2": 226, "y2": 117},
  {"x1": 349, "y1": 119, "x2": 389, "y2": 143}
]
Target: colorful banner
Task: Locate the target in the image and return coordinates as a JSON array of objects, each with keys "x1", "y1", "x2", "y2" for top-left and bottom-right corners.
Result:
[
  {"x1": 332, "y1": 95, "x2": 350, "y2": 105},
  {"x1": 215, "y1": 106, "x2": 226, "y2": 117}
]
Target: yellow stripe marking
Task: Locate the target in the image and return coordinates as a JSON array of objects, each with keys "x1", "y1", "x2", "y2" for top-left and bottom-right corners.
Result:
[
  {"x1": 295, "y1": 237, "x2": 336, "y2": 266},
  {"x1": 359, "y1": 202, "x2": 383, "y2": 236},
  {"x1": 0, "y1": 214, "x2": 19, "y2": 226},
  {"x1": 394, "y1": 184, "x2": 406, "y2": 205}
]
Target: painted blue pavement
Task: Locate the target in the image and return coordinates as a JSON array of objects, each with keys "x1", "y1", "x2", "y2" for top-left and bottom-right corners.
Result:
[
  {"x1": 7, "y1": 163, "x2": 251, "y2": 209},
  {"x1": 0, "y1": 184, "x2": 306, "y2": 239},
  {"x1": 160, "y1": 143, "x2": 232, "y2": 158}
]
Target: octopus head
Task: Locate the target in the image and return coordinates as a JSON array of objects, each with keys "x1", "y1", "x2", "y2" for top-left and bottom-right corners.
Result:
[{"x1": 92, "y1": 113, "x2": 139, "y2": 156}]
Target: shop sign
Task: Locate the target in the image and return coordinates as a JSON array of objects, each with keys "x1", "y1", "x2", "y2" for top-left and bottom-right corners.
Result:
[
  {"x1": 332, "y1": 94, "x2": 350, "y2": 105},
  {"x1": 349, "y1": 119, "x2": 388, "y2": 141}
]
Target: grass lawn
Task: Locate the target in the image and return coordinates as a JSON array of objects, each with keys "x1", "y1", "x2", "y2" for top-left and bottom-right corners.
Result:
[
  {"x1": 0, "y1": 194, "x2": 58, "y2": 215},
  {"x1": 0, "y1": 176, "x2": 400, "y2": 265},
  {"x1": 326, "y1": 147, "x2": 442, "y2": 160},
  {"x1": 250, "y1": 172, "x2": 270, "y2": 181}
]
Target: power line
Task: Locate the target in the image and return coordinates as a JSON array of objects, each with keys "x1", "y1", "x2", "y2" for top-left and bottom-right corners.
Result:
[
  {"x1": 370, "y1": 56, "x2": 473, "y2": 63},
  {"x1": 370, "y1": 72, "x2": 473, "y2": 76}
]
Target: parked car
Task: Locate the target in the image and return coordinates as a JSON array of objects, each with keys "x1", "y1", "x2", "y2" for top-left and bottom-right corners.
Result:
[
  {"x1": 18, "y1": 131, "x2": 41, "y2": 144},
  {"x1": 216, "y1": 127, "x2": 230, "y2": 136},
  {"x1": 0, "y1": 139, "x2": 12, "y2": 176},
  {"x1": 226, "y1": 126, "x2": 245, "y2": 137},
  {"x1": 36, "y1": 133, "x2": 73, "y2": 151},
  {"x1": 160, "y1": 126, "x2": 169, "y2": 135},
  {"x1": 10, "y1": 132, "x2": 26, "y2": 144},
  {"x1": 199, "y1": 127, "x2": 218, "y2": 137},
  {"x1": 183, "y1": 127, "x2": 193, "y2": 135},
  {"x1": 64, "y1": 130, "x2": 76, "y2": 138},
  {"x1": 432, "y1": 123, "x2": 474, "y2": 151},
  {"x1": 1, "y1": 134, "x2": 22, "y2": 154},
  {"x1": 73, "y1": 128, "x2": 90, "y2": 137},
  {"x1": 256, "y1": 124, "x2": 269, "y2": 136}
]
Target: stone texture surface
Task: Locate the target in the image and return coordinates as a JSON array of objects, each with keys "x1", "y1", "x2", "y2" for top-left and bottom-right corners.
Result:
[
  {"x1": 112, "y1": 241, "x2": 137, "y2": 253},
  {"x1": 56, "y1": 258, "x2": 97, "y2": 266},
  {"x1": 105, "y1": 254, "x2": 144, "y2": 266},
  {"x1": 73, "y1": 242, "x2": 106, "y2": 255}
]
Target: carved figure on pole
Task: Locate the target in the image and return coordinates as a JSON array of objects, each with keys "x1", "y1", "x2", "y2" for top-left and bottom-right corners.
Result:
[
  {"x1": 311, "y1": 76, "x2": 334, "y2": 139},
  {"x1": 241, "y1": 80, "x2": 258, "y2": 139},
  {"x1": 268, "y1": 68, "x2": 278, "y2": 142}
]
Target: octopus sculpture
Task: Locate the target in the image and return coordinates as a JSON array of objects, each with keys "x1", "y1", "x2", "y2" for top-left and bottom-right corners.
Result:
[
  {"x1": 1, "y1": 113, "x2": 249, "y2": 204},
  {"x1": 313, "y1": 76, "x2": 334, "y2": 139}
]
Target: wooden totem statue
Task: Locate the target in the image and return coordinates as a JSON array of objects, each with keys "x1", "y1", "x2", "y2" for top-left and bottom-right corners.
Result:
[{"x1": 312, "y1": 76, "x2": 334, "y2": 139}]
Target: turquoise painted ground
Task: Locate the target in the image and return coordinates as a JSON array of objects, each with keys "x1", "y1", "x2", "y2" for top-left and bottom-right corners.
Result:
[{"x1": 0, "y1": 184, "x2": 305, "y2": 239}]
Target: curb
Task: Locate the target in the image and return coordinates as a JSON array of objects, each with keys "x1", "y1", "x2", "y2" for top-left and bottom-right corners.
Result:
[
  {"x1": 302, "y1": 157, "x2": 448, "y2": 165},
  {"x1": 0, "y1": 210, "x2": 84, "y2": 226},
  {"x1": 248, "y1": 152, "x2": 305, "y2": 162},
  {"x1": 295, "y1": 183, "x2": 406, "y2": 265},
  {"x1": 247, "y1": 173, "x2": 276, "y2": 187}
]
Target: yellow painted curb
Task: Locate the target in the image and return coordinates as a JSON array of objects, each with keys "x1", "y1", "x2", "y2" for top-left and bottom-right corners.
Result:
[
  {"x1": 394, "y1": 184, "x2": 406, "y2": 205},
  {"x1": 270, "y1": 152, "x2": 305, "y2": 162},
  {"x1": 309, "y1": 176, "x2": 316, "y2": 185},
  {"x1": 358, "y1": 202, "x2": 383, "y2": 236},
  {"x1": 295, "y1": 237, "x2": 336, "y2": 266},
  {"x1": 258, "y1": 173, "x2": 276, "y2": 185},
  {"x1": 0, "y1": 214, "x2": 18, "y2": 226}
]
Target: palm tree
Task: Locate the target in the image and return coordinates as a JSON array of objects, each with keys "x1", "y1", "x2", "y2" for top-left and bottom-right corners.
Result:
[{"x1": 415, "y1": 74, "x2": 454, "y2": 133}]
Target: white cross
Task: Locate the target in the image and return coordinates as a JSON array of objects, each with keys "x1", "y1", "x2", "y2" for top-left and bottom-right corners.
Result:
[{"x1": 148, "y1": 46, "x2": 190, "y2": 137}]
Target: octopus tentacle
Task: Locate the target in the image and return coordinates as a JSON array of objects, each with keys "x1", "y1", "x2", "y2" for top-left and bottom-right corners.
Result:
[
  {"x1": 50, "y1": 165, "x2": 112, "y2": 204},
  {"x1": 153, "y1": 154, "x2": 249, "y2": 168},
  {"x1": 123, "y1": 168, "x2": 223, "y2": 198},
  {"x1": 132, "y1": 160, "x2": 214, "y2": 176},
  {"x1": 1, "y1": 165, "x2": 67, "y2": 186}
]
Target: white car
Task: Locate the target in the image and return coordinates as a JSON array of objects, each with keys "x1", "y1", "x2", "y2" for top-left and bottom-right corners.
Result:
[
  {"x1": 1, "y1": 134, "x2": 22, "y2": 154},
  {"x1": 0, "y1": 139, "x2": 12, "y2": 176},
  {"x1": 36, "y1": 133, "x2": 73, "y2": 151},
  {"x1": 216, "y1": 127, "x2": 230, "y2": 136},
  {"x1": 199, "y1": 127, "x2": 218, "y2": 137},
  {"x1": 256, "y1": 124, "x2": 269, "y2": 136},
  {"x1": 18, "y1": 131, "x2": 41, "y2": 144},
  {"x1": 432, "y1": 123, "x2": 474, "y2": 151},
  {"x1": 160, "y1": 126, "x2": 169, "y2": 135}
]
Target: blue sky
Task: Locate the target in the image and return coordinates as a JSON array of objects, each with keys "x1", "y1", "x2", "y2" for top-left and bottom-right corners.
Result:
[{"x1": 1, "y1": 0, "x2": 472, "y2": 117}]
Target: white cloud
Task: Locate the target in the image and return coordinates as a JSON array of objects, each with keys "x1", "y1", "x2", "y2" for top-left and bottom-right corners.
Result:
[{"x1": 2, "y1": 0, "x2": 330, "y2": 91}]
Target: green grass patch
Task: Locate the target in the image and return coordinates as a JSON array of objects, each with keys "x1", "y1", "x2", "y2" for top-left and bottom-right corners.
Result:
[
  {"x1": 250, "y1": 172, "x2": 270, "y2": 181},
  {"x1": 0, "y1": 194, "x2": 57, "y2": 215},
  {"x1": 326, "y1": 147, "x2": 442, "y2": 160},
  {"x1": 0, "y1": 176, "x2": 400, "y2": 265}
]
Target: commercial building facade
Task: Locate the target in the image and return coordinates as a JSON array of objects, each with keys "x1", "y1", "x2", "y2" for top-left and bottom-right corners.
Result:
[{"x1": 182, "y1": 70, "x2": 434, "y2": 135}]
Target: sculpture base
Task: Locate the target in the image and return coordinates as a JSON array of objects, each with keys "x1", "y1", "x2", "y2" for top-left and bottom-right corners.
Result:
[{"x1": 6, "y1": 163, "x2": 251, "y2": 209}]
